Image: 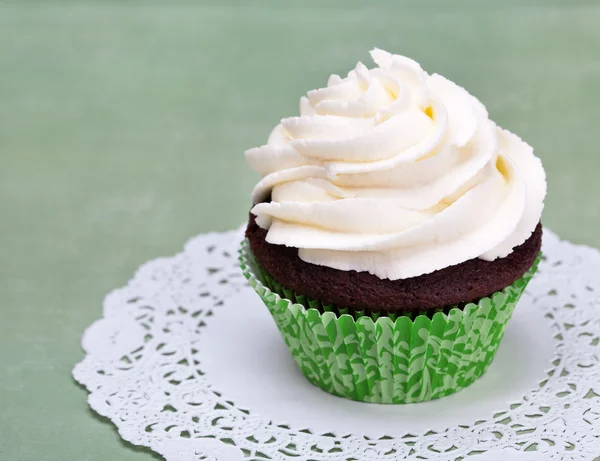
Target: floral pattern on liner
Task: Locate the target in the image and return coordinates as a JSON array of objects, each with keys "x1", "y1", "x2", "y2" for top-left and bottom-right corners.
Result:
[
  {"x1": 240, "y1": 240, "x2": 539, "y2": 404},
  {"x1": 73, "y1": 227, "x2": 600, "y2": 460}
]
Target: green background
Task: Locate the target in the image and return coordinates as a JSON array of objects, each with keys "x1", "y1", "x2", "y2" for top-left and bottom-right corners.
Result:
[{"x1": 1, "y1": 1, "x2": 598, "y2": 459}]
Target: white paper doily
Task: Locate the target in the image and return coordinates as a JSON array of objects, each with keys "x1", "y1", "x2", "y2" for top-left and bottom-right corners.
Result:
[{"x1": 73, "y1": 227, "x2": 600, "y2": 461}]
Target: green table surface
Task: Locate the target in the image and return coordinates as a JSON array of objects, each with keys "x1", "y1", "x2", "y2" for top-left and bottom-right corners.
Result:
[{"x1": 1, "y1": 1, "x2": 599, "y2": 459}]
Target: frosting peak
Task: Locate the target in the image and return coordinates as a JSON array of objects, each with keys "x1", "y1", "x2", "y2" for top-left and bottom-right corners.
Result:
[{"x1": 246, "y1": 49, "x2": 546, "y2": 280}]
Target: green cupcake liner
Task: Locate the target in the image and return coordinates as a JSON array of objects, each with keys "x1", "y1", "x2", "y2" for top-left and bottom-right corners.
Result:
[{"x1": 239, "y1": 240, "x2": 540, "y2": 404}]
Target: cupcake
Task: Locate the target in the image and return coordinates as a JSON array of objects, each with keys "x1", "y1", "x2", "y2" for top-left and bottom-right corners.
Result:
[{"x1": 240, "y1": 49, "x2": 546, "y2": 404}]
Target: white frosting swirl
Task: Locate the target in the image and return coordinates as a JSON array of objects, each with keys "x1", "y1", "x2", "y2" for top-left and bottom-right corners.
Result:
[{"x1": 246, "y1": 49, "x2": 546, "y2": 280}]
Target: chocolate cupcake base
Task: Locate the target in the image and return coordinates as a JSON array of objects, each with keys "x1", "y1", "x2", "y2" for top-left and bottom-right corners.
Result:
[
  {"x1": 240, "y1": 240, "x2": 540, "y2": 404},
  {"x1": 246, "y1": 214, "x2": 542, "y2": 313}
]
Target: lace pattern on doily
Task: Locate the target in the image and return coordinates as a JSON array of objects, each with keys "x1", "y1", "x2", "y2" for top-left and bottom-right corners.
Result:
[{"x1": 73, "y1": 228, "x2": 600, "y2": 461}]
